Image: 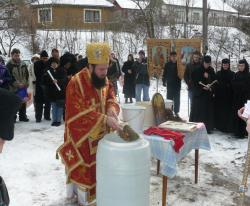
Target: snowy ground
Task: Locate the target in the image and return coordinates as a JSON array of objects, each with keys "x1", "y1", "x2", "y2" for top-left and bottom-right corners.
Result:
[{"x1": 0, "y1": 83, "x2": 250, "y2": 206}]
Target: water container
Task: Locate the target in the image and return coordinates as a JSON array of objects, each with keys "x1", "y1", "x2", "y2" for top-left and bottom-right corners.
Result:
[
  {"x1": 136, "y1": 101, "x2": 156, "y2": 127},
  {"x1": 96, "y1": 133, "x2": 151, "y2": 206},
  {"x1": 121, "y1": 105, "x2": 146, "y2": 132}
]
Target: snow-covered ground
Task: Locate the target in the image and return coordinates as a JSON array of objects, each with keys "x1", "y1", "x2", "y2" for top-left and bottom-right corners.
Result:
[{"x1": 0, "y1": 83, "x2": 249, "y2": 206}]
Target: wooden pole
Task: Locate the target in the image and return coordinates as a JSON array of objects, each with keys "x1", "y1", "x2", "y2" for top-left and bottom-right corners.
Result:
[
  {"x1": 162, "y1": 176, "x2": 168, "y2": 206},
  {"x1": 202, "y1": 0, "x2": 208, "y2": 55},
  {"x1": 195, "y1": 149, "x2": 199, "y2": 184}
]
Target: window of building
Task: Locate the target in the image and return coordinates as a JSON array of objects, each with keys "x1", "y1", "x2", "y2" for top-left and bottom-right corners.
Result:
[
  {"x1": 193, "y1": 12, "x2": 200, "y2": 21},
  {"x1": 38, "y1": 8, "x2": 52, "y2": 23},
  {"x1": 84, "y1": 9, "x2": 101, "y2": 23},
  {"x1": 176, "y1": 11, "x2": 185, "y2": 22}
]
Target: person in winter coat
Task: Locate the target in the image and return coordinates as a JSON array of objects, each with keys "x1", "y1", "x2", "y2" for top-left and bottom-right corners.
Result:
[
  {"x1": 107, "y1": 52, "x2": 121, "y2": 96},
  {"x1": 28, "y1": 54, "x2": 40, "y2": 97},
  {"x1": 184, "y1": 51, "x2": 202, "y2": 110},
  {"x1": 43, "y1": 58, "x2": 68, "y2": 126},
  {"x1": 59, "y1": 53, "x2": 77, "y2": 120},
  {"x1": 6, "y1": 48, "x2": 29, "y2": 122},
  {"x1": 62, "y1": 52, "x2": 77, "y2": 78},
  {"x1": 189, "y1": 55, "x2": 216, "y2": 133},
  {"x1": 0, "y1": 56, "x2": 12, "y2": 90},
  {"x1": 214, "y1": 58, "x2": 235, "y2": 133},
  {"x1": 34, "y1": 50, "x2": 51, "y2": 122},
  {"x1": 133, "y1": 50, "x2": 150, "y2": 102},
  {"x1": 232, "y1": 59, "x2": 250, "y2": 138},
  {"x1": 0, "y1": 88, "x2": 21, "y2": 153},
  {"x1": 122, "y1": 54, "x2": 135, "y2": 103},
  {"x1": 162, "y1": 51, "x2": 181, "y2": 116}
]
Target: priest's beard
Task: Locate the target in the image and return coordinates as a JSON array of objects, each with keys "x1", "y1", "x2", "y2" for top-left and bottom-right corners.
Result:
[{"x1": 91, "y1": 70, "x2": 106, "y2": 89}]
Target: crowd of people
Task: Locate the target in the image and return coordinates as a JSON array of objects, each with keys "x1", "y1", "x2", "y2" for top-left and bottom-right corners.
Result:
[
  {"x1": 1, "y1": 43, "x2": 250, "y2": 206},
  {"x1": 0, "y1": 47, "x2": 250, "y2": 135},
  {"x1": 182, "y1": 52, "x2": 250, "y2": 138}
]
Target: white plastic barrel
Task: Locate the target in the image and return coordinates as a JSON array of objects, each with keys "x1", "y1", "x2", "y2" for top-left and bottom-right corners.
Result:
[
  {"x1": 121, "y1": 105, "x2": 146, "y2": 132},
  {"x1": 96, "y1": 133, "x2": 151, "y2": 206},
  {"x1": 136, "y1": 101, "x2": 156, "y2": 127}
]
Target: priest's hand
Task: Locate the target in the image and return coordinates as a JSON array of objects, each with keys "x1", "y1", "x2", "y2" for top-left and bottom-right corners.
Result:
[
  {"x1": 107, "y1": 116, "x2": 121, "y2": 131},
  {"x1": 238, "y1": 107, "x2": 247, "y2": 122}
]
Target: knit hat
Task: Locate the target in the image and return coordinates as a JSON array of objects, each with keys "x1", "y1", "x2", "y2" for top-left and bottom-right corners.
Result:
[
  {"x1": 139, "y1": 50, "x2": 145, "y2": 56},
  {"x1": 40, "y1": 50, "x2": 48, "y2": 58},
  {"x1": 203, "y1": 55, "x2": 211, "y2": 63},
  {"x1": 222, "y1": 58, "x2": 230, "y2": 64}
]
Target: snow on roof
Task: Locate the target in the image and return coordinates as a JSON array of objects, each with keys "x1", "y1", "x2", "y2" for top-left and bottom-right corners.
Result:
[
  {"x1": 32, "y1": 0, "x2": 114, "y2": 7},
  {"x1": 163, "y1": 0, "x2": 238, "y2": 13},
  {"x1": 115, "y1": 0, "x2": 147, "y2": 10}
]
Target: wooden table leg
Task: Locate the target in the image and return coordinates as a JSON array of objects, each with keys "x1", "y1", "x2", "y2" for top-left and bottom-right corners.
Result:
[
  {"x1": 157, "y1": 160, "x2": 161, "y2": 175},
  {"x1": 195, "y1": 149, "x2": 199, "y2": 184},
  {"x1": 162, "y1": 175, "x2": 168, "y2": 206}
]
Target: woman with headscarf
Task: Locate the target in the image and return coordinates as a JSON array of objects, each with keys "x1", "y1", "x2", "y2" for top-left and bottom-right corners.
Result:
[
  {"x1": 232, "y1": 59, "x2": 250, "y2": 138},
  {"x1": 214, "y1": 58, "x2": 235, "y2": 133},
  {"x1": 122, "y1": 54, "x2": 135, "y2": 103}
]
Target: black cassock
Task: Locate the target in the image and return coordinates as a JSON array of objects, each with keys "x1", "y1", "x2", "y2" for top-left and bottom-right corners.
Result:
[
  {"x1": 214, "y1": 69, "x2": 235, "y2": 133},
  {"x1": 231, "y1": 71, "x2": 250, "y2": 138},
  {"x1": 122, "y1": 60, "x2": 136, "y2": 98},
  {"x1": 190, "y1": 66, "x2": 216, "y2": 133}
]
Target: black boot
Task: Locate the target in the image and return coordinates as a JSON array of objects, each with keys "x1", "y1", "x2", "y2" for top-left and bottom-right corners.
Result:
[
  {"x1": 129, "y1": 98, "x2": 133, "y2": 103},
  {"x1": 125, "y1": 98, "x2": 128, "y2": 104}
]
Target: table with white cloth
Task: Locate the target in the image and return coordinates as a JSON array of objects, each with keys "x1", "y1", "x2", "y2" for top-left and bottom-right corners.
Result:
[{"x1": 143, "y1": 123, "x2": 211, "y2": 206}]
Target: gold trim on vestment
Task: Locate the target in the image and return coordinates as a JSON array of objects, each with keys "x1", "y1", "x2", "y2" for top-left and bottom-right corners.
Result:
[
  {"x1": 76, "y1": 73, "x2": 85, "y2": 97},
  {"x1": 75, "y1": 114, "x2": 105, "y2": 148}
]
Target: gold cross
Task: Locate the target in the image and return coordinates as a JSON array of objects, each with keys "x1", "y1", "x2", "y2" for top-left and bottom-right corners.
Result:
[{"x1": 66, "y1": 150, "x2": 74, "y2": 161}]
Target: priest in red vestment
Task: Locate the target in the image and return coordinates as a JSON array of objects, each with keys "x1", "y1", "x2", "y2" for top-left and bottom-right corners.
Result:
[{"x1": 57, "y1": 43, "x2": 120, "y2": 206}]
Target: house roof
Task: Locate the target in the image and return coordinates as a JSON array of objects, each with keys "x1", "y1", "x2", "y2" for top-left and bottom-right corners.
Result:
[
  {"x1": 114, "y1": 0, "x2": 147, "y2": 10},
  {"x1": 163, "y1": 0, "x2": 238, "y2": 13},
  {"x1": 32, "y1": 0, "x2": 114, "y2": 7}
]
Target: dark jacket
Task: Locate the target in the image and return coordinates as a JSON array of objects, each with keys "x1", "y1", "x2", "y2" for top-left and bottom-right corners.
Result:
[
  {"x1": 122, "y1": 60, "x2": 135, "y2": 97},
  {"x1": 184, "y1": 62, "x2": 202, "y2": 90},
  {"x1": 0, "y1": 88, "x2": 21, "y2": 140},
  {"x1": 162, "y1": 61, "x2": 181, "y2": 90},
  {"x1": 0, "y1": 64, "x2": 12, "y2": 90},
  {"x1": 192, "y1": 66, "x2": 216, "y2": 97},
  {"x1": 133, "y1": 58, "x2": 150, "y2": 86},
  {"x1": 43, "y1": 67, "x2": 68, "y2": 102},
  {"x1": 6, "y1": 60, "x2": 29, "y2": 92},
  {"x1": 34, "y1": 60, "x2": 48, "y2": 103},
  {"x1": 189, "y1": 66, "x2": 216, "y2": 132},
  {"x1": 107, "y1": 58, "x2": 121, "y2": 82}
]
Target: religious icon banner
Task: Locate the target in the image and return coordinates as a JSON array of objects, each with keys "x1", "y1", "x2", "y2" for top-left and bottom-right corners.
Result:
[
  {"x1": 174, "y1": 38, "x2": 202, "y2": 79},
  {"x1": 146, "y1": 38, "x2": 202, "y2": 80},
  {"x1": 147, "y1": 39, "x2": 172, "y2": 79}
]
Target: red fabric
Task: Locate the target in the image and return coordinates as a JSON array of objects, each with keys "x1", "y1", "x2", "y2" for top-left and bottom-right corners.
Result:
[{"x1": 144, "y1": 127, "x2": 185, "y2": 153}]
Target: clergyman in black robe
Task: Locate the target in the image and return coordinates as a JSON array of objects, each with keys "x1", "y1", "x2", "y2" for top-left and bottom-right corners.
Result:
[
  {"x1": 189, "y1": 56, "x2": 216, "y2": 133},
  {"x1": 214, "y1": 58, "x2": 235, "y2": 133},
  {"x1": 232, "y1": 59, "x2": 250, "y2": 138}
]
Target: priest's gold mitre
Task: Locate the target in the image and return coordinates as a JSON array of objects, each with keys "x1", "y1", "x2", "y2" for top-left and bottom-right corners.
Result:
[{"x1": 86, "y1": 42, "x2": 111, "y2": 65}]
